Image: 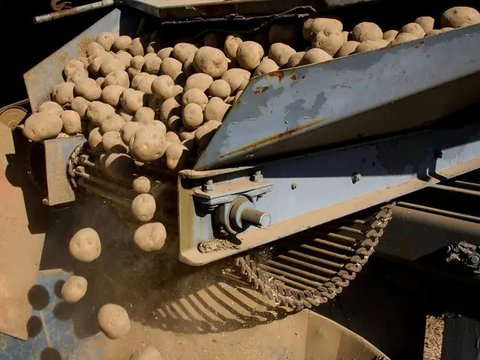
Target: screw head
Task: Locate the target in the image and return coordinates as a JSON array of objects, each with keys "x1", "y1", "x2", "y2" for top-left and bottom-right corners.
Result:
[{"x1": 351, "y1": 173, "x2": 361, "y2": 184}]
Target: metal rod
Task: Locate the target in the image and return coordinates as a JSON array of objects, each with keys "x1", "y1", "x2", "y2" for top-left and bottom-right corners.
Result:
[
  {"x1": 300, "y1": 244, "x2": 350, "y2": 260},
  {"x1": 277, "y1": 255, "x2": 337, "y2": 275},
  {"x1": 454, "y1": 180, "x2": 480, "y2": 190},
  {"x1": 266, "y1": 260, "x2": 330, "y2": 283},
  {"x1": 429, "y1": 183, "x2": 480, "y2": 197},
  {"x1": 326, "y1": 232, "x2": 358, "y2": 243},
  {"x1": 34, "y1": 0, "x2": 114, "y2": 23},
  {"x1": 312, "y1": 238, "x2": 353, "y2": 252},
  {"x1": 396, "y1": 202, "x2": 480, "y2": 223},
  {"x1": 258, "y1": 264, "x2": 320, "y2": 289},
  {"x1": 287, "y1": 250, "x2": 343, "y2": 268}
]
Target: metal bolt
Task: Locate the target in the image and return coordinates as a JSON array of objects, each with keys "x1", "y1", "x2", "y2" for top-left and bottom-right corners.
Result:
[
  {"x1": 351, "y1": 172, "x2": 361, "y2": 184},
  {"x1": 42, "y1": 198, "x2": 49, "y2": 206},
  {"x1": 202, "y1": 179, "x2": 215, "y2": 192},
  {"x1": 291, "y1": 183, "x2": 297, "y2": 190},
  {"x1": 251, "y1": 170, "x2": 263, "y2": 182}
]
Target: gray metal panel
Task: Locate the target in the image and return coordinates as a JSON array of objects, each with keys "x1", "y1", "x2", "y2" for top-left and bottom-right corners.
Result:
[
  {"x1": 196, "y1": 25, "x2": 480, "y2": 170},
  {"x1": 180, "y1": 118, "x2": 480, "y2": 265},
  {"x1": 23, "y1": 9, "x2": 140, "y2": 112}
]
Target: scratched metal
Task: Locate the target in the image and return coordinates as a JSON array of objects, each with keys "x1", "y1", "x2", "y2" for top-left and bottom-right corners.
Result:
[
  {"x1": 44, "y1": 135, "x2": 85, "y2": 206},
  {"x1": 180, "y1": 116, "x2": 480, "y2": 265},
  {"x1": 195, "y1": 25, "x2": 480, "y2": 170},
  {"x1": 24, "y1": 9, "x2": 139, "y2": 112},
  {"x1": 0, "y1": 270, "x2": 103, "y2": 360}
]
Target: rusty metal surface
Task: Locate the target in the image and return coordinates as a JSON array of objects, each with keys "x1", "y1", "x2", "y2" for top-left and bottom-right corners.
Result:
[
  {"x1": 0, "y1": 126, "x2": 46, "y2": 340},
  {"x1": 44, "y1": 135, "x2": 85, "y2": 206},
  {"x1": 35, "y1": 0, "x2": 115, "y2": 23},
  {"x1": 180, "y1": 116, "x2": 480, "y2": 265},
  {"x1": 0, "y1": 101, "x2": 29, "y2": 130},
  {"x1": 24, "y1": 9, "x2": 139, "y2": 112},
  {"x1": 196, "y1": 25, "x2": 480, "y2": 170}
]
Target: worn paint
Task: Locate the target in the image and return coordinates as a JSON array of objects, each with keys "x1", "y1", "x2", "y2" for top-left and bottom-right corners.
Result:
[{"x1": 219, "y1": 118, "x2": 327, "y2": 158}]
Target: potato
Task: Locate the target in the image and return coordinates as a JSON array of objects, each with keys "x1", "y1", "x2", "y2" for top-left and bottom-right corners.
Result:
[
  {"x1": 103, "y1": 152, "x2": 134, "y2": 182},
  {"x1": 153, "y1": 120, "x2": 167, "y2": 134},
  {"x1": 64, "y1": 59, "x2": 85, "y2": 79},
  {"x1": 427, "y1": 29, "x2": 443, "y2": 36},
  {"x1": 182, "y1": 88, "x2": 208, "y2": 110},
  {"x1": 165, "y1": 131, "x2": 180, "y2": 143},
  {"x1": 101, "y1": 85, "x2": 124, "y2": 108},
  {"x1": 204, "y1": 97, "x2": 230, "y2": 122},
  {"x1": 143, "y1": 53, "x2": 162, "y2": 74},
  {"x1": 131, "y1": 72, "x2": 149, "y2": 90},
  {"x1": 100, "y1": 58, "x2": 126, "y2": 76},
  {"x1": 74, "y1": 78, "x2": 101, "y2": 101},
  {"x1": 113, "y1": 35, "x2": 132, "y2": 51},
  {"x1": 120, "y1": 88, "x2": 145, "y2": 114},
  {"x1": 342, "y1": 31, "x2": 350, "y2": 42},
  {"x1": 389, "y1": 32, "x2": 418, "y2": 46},
  {"x1": 86, "y1": 41, "x2": 105, "y2": 57},
  {"x1": 71, "y1": 97, "x2": 90, "y2": 120},
  {"x1": 269, "y1": 23, "x2": 298, "y2": 46},
  {"x1": 159, "y1": 97, "x2": 181, "y2": 122},
  {"x1": 61, "y1": 110, "x2": 82, "y2": 135},
  {"x1": 128, "y1": 37, "x2": 145, "y2": 57},
  {"x1": 184, "y1": 73, "x2": 214, "y2": 92},
  {"x1": 96, "y1": 32, "x2": 117, "y2": 51},
  {"x1": 268, "y1": 43, "x2": 296, "y2": 67},
  {"x1": 52, "y1": 82, "x2": 75, "y2": 106},
  {"x1": 38, "y1": 101, "x2": 63, "y2": 116},
  {"x1": 157, "y1": 47, "x2": 173, "y2": 60},
  {"x1": 136, "y1": 74, "x2": 157, "y2": 95},
  {"x1": 254, "y1": 58, "x2": 279, "y2": 76},
  {"x1": 351, "y1": 22, "x2": 383, "y2": 42},
  {"x1": 303, "y1": 18, "x2": 343, "y2": 41},
  {"x1": 96, "y1": 77, "x2": 105, "y2": 89},
  {"x1": 172, "y1": 43, "x2": 198, "y2": 63},
  {"x1": 236, "y1": 41, "x2": 264, "y2": 70},
  {"x1": 178, "y1": 127, "x2": 195, "y2": 141},
  {"x1": 88, "y1": 127, "x2": 103, "y2": 151},
  {"x1": 182, "y1": 103, "x2": 204, "y2": 130},
  {"x1": 98, "y1": 304, "x2": 130, "y2": 339},
  {"x1": 120, "y1": 122, "x2": 143, "y2": 144},
  {"x1": 115, "y1": 50, "x2": 133, "y2": 68},
  {"x1": 131, "y1": 193, "x2": 156, "y2": 222},
  {"x1": 299, "y1": 48, "x2": 333, "y2": 65},
  {"x1": 441, "y1": 27, "x2": 455, "y2": 33},
  {"x1": 286, "y1": 52, "x2": 305, "y2": 68},
  {"x1": 151, "y1": 75, "x2": 182, "y2": 100},
  {"x1": 208, "y1": 79, "x2": 231, "y2": 99},
  {"x1": 182, "y1": 54, "x2": 195, "y2": 77},
  {"x1": 86, "y1": 101, "x2": 116, "y2": 126},
  {"x1": 132, "y1": 176, "x2": 151, "y2": 194},
  {"x1": 441, "y1": 6, "x2": 480, "y2": 28},
  {"x1": 133, "y1": 107, "x2": 155, "y2": 125},
  {"x1": 61, "y1": 276, "x2": 88, "y2": 303},
  {"x1": 221, "y1": 68, "x2": 251, "y2": 93},
  {"x1": 415, "y1": 16, "x2": 435, "y2": 33},
  {"x1": 401, "y1": 23, "x2": 426, "y2": 38},
  {"x1": 118, "y1": 110, "x2": 133, "y2": 123},
  {"x1": 355, "y1": 39, "x2": 389, "y2": 53},
  {"x1": 335, "y1": 41, "x2": 360, "y2": 57},
  {"x1": 101, "y1": 113, "x2": 125, "y2": 133},
  {"x1": 193, "y1": 46, "x2": 229, "y2": 78},
  {"x1": 130, "y1": 346, "x2": 162, "y2": 360},
  {"x1": 133, "y1": 222, "x2": 166, "y2": 252},
  {"x1": 22, "y1": 112, "x2": 63, "y2": 142},
  {"x1": 102, "y1": 131, "x2": 127, "y2": 153},
  {"x1": 146, "y1": 41, "x2": 159, "y2": 54},
  {"x1": 383, "y1": 30, "x2": 399, "y2": 41},
  {"x1": 130, "y1": 55, "x2": 145, "y2": 70},
  {"x1": 195, "y1": 120, "x2": 221, "y2": 150},
  {"x1": 66, "y1": 68, "x2": 89, "y2": 83},
  {"x1": 69, "y1": 228, "x2": 101, "y2": 262},
  {"x1": 165, "y1": 144, "x2": 189, "y2": 172},
  {"x1": 311, "y1": 29, "x2": 345, "y2": 56},
  {"x1": 160, "y1": 57, "x2": 183, "y2": 80},
  {"x1": 129, "y1": 125, "x2": 168, "y2": 161},
  {"x1": 224, "y1": 34, "x2": 243, "y2": 60}
]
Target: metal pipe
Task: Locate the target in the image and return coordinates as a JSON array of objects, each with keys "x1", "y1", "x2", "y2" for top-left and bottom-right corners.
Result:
[
  {"x1": 241, "y1": 208, "x2": 271, "y2": 229},
  {"x1": 34, "y1": 0, "x2": 114, "y2": 23},
  {"x1": 396, "y1": 202, "x2": 480, "y2": 223},
  {"x1": 429, "y1": 183, "x2": 480, "y2": 197}
]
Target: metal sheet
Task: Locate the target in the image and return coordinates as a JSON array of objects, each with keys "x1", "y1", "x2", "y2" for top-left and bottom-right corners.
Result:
[
  {"x1": 196, "y1": 25, "x2": 480, "y2": 170},
  {"x1": 23, "y1": 9, "x2": 140, "y2": 112},
  {"x1": 44, "y1": 135, "x2": 85, "y2": 206},
  {"x1": 180, "y1": 117, "x2": 480, "y2": 265}
]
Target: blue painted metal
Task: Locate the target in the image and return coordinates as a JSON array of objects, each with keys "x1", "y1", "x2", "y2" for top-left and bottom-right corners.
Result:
[
  {"x1": 0, "y1": 271, "x2": 102, "y2": 360},
  {"x1": 44, "y1": 135, "x2": 86, "y2": 206},
  {"x1": 196, "y1": 25, "x2": 480, "y2": 170},
  {"x1": 180, "y1": 117, "x2": 480, "y2": 265}
]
